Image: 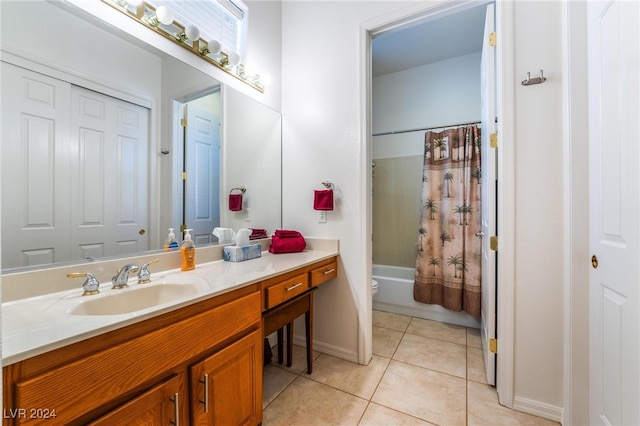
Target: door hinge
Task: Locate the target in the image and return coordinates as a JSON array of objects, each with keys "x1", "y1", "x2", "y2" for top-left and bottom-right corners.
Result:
[
  {"x1": 489, "y1": 32, "x2": 497, "y2": 47},
  {"x1": 180, "y1": 118, "x2": 187, "y2": 127},
  {"x1": 181, "y1": 171, "x2": 188, "y2": 180},
  {"x1": 490, "y1": 133, "x2": 498, "y2": 148},
  {"x1": 490, "y1": 236, "x2": 498, "y2": 251},
  {"x1": 180, "y1": 224, "x2": 187, "y2": 233},
  {"x1": 489, "y1": 338, "x2": 498, "y2": 354}
]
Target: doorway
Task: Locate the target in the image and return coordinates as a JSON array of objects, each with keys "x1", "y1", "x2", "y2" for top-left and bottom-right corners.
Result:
[
  {"x1": 364, "y1": 0, "x2": 515, "y2": 406},
  {"x1": 172, "y1": 89, "x2": 222, "y2": 245}
]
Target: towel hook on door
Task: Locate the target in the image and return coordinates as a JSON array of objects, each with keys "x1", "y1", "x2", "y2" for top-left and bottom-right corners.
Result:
[{"x1": 521, "y1": 69, "x2": 547, "y2": 86}]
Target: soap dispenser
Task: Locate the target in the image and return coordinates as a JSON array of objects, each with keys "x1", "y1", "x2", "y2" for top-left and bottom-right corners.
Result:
[
  {"x1": 181, "y1": 229, "x2": 195, "y2": 271},
  {"x1": 164, "y1": 228, "x2": 179, "y2": 251}
]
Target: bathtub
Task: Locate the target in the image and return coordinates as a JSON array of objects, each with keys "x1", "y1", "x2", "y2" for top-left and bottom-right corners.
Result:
[{"x1": 372, "y1": 264, "x2": 480, "y2": 328}]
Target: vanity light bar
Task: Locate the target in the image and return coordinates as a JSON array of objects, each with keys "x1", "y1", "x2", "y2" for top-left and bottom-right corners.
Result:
[{"x1": 102, "y1": 0, "x2": 265, "y2": 93}]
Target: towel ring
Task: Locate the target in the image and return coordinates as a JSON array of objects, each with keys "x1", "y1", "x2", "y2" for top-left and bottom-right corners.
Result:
[
  {"x1": 321, "y1": 181, "x2": 333, "y2": 189},
  {"x1": 230, "y1": 186, "x2": 246, "y2": 194}
]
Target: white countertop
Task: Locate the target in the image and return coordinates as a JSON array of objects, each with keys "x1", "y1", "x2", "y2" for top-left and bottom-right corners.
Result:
[{"x1": 2, "y1": 249, "x2": 338, "y2": 365}]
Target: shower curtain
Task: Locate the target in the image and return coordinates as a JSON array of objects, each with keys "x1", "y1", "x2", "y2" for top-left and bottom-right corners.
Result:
[{"x1": 414, "y1": 125, "x2": 482, "y2": 317}]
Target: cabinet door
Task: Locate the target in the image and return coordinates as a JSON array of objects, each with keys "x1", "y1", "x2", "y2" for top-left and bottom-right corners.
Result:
[
  {"x1": 190, "y1": 330, "x2": 262, "y2": 426},
  {"x1": 88, "y1": 375, "x2": 181, "y2": 426}
]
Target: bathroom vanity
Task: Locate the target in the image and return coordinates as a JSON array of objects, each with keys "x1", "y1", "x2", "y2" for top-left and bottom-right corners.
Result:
[{"x1": 2, "y1": 245, "x2": 338, "y2": 425}]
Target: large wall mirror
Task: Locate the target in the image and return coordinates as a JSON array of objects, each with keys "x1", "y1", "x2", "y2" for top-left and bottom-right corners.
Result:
[{"x1": 0, "y1": 0, "x2": 282, "y2": 272}]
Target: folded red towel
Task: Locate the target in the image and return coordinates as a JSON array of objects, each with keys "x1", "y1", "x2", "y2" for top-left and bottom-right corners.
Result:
[
  {"x1": 270, "y1": 229, "x2": 306, "y2": 253},
  {"x1": 229, "y1": 193, "x2": 243, "y2": 211},
  {"x1": 250, "y1": 228, "x2": 268, "y2": 239},
  {"x1": 314, "y1": 189, "x2": 334, "y2": 211},
  {"x1": 274, "y1": 229, "x2": 302, "y2": 238}
]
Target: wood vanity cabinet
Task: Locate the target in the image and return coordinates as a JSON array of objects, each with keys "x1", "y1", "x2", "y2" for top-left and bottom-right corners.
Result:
[
  {"x1": 2, "y1": 255, "x2": 338, "y2": 426},
  {"x1": 2, "y1": 284, "x2": 262, "y2": 426}
]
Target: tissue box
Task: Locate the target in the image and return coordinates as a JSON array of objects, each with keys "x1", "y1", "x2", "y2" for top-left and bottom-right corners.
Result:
[{"x1": 223, "y1": 244, "x2": 262, "y2": 262}]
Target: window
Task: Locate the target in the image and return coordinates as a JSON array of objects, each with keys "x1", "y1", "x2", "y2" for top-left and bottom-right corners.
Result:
[{"x1": 153, "y1": 0, "x2": 247, "y2": 58}]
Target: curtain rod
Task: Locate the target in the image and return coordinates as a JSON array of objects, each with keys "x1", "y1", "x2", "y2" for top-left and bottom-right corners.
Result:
[{"x1": 372, "y1": 120, "x2": 481, "y2": 137}]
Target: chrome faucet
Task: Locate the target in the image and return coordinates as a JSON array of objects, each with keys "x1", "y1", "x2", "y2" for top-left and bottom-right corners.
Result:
[
  {"x1": 112, "y1": 264, "x2": 139, "y2": 289},
  {"x1": 137, "y1": 259, "x2": 159, "y2": 284},
  {"x1": 67, "y1": 272, "x2": 101, "y2": 296}
]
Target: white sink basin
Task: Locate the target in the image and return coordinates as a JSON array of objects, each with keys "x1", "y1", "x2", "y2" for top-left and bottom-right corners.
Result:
[{"x1": 67, "y1": 282, "x2": 201, "y2": 316}]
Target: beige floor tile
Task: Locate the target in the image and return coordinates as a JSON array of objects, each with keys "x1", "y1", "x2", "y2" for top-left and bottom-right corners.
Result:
[
  {"x1": 467, "y1": 327, "x2": 482, "y2": 348},
  {"x1": 406, "y1": 317, "x2": 467, "y2": 345},
  {"x1": 467, "y1": 346, "x2": 488, "y2": 384},
  {"x1": 393, "y1": 333, "x2": 467, "y2": 378},
  {"x1": 263, "y1": 364, "x2": 298, "y2": 408},
  {"x1": 372, "y1": 360, "x2": 466, "y2": 425},
  {"x1": 262, "y1": 376, "x2": 368, "y2": 426},
  {"x1": 467, "y1": 381, "x2": 560, "y2": 425},
  {"x1": 372, "y1": 310, "x2": 412, "y2": 332},
  {"x1": 372, "y1": 326, "x2": 404, "y2": 358},
  {"x1": 307, "y1": 354, "x2": 390, "y2": 399},
  {"x1": 270, "y1": 343, "x2": 321, "y2": 375},
  {"x1": 358, "y1": 402, "x2": 436, "y2": 425}
]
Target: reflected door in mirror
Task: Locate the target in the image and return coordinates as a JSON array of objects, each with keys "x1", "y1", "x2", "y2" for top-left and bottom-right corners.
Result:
[
  {"x1": 1, "y1": 63, "x2": 150, "y2": 269},
  {"x1": 184, "y1": 99, "x2": 221, "y2": 246}
]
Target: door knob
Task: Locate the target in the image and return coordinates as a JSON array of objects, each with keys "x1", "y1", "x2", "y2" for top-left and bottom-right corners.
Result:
[{"x1": 591, "y1": 255, "x2": 598, "y2": 269}]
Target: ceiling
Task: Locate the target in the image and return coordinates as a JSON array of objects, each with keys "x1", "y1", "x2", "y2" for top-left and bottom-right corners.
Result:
[{"x1": 372, "y1": 5, "x2": 488, "y2": 77}]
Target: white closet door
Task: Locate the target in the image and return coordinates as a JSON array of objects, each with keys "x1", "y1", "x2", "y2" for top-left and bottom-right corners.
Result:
[
  {"x1": 588, "y1": 1, "x2": 640, "y2": 424},
  {"x1": 1, "y1": 62, "x2": 72, "y2": 268},
  {"x1": 70, "y1": 86, "x2": 150, "y2": 259}
]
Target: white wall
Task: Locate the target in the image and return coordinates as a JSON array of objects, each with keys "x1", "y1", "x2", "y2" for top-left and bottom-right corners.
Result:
[
  {"x1": 511, "y1": 1, "x2": 564, "y2": 413},
  {"x1": 372, "y1": 52, "x2": 481, "y2": 159},
  {"x1": 281, "y1": 0, "x2": 565, "y2": 416},
  {"x1": 373, "y1": 52, "x2": 481, "y2": 137}
]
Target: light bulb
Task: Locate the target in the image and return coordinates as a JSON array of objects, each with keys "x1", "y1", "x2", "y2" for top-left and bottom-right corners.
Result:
[
  {"x1": 184, "y1": 24, "x2": 200, "y2": 41},
  {"x1": 156, "y1": 6, "x2": 174, "y2": 25},
  {"x1": 127, "y1": 0, "x2": 142, "y2": 6},
  {"x1": 207, "y1": 39, "x2": 222, "y2": 55},
  {"x1": 228, "y1": 51, "x2": 241, "y2": 66}
]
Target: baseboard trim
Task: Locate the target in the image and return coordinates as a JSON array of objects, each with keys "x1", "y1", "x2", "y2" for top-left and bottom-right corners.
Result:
[
  {"x1": 292, "y1": 335, "x2": 359, "y2": 364},
  {"x1": 513, "y1": 396, "x2": 563, "y2": 423}
]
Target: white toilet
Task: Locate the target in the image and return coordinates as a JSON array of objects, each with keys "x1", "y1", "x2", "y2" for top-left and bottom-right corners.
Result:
[{"x1": 371, "y1": 279, "x2": 379, "y2": 296}]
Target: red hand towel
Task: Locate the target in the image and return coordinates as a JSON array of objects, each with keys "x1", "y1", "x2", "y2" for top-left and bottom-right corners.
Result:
[
  {"x1": 229, "y1": 193, "x2": 243, "y2": 211},
  {"x1": 314, "y1": 189, "x2": 334, "y2": 211}
]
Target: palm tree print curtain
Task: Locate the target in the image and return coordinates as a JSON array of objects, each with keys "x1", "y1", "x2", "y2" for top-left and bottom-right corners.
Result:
[{"x1": 414, "y1": 125, "x2": 482, "y2": 317}]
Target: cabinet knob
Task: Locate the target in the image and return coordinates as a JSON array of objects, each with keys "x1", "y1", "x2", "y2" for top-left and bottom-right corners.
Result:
[{"x1": 591, "y1": 255, "x2": 599, "y2": 269}]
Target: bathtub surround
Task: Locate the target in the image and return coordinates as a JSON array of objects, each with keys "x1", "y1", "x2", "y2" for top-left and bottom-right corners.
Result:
[{"x1": 414, "y1": 125, "x2": 483, "y2": 316}]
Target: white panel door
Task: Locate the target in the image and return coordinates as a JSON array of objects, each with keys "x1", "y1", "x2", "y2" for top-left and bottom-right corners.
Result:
[
  {"x1": 70, "y1": 86, "x2": 149, "y2": 259},
  {"x1": 185, "y1": 103, "x2": 220, "y2": 246},
  {"x1": 588, "y1": 1, "x2": 640, "y2": 424},
  {"x1": 0, "y1": 62, "x2": 72, "y2": 268},
  {"x1": 480, "y1": 3, "x2": 497, "y2": 387}
]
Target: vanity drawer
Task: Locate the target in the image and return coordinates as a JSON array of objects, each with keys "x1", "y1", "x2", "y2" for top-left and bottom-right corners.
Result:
[
  {"x1": 310, "y1": 261, "x2": 338, "y2": 287},
  {"x1": 264, "y1": 273, "x2": 309, "y2": 309}
]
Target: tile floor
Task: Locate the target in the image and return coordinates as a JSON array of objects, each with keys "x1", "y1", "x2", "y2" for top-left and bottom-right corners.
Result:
[{"x1": 262, "y1": 310, "x2": 559, "y2": 425}]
